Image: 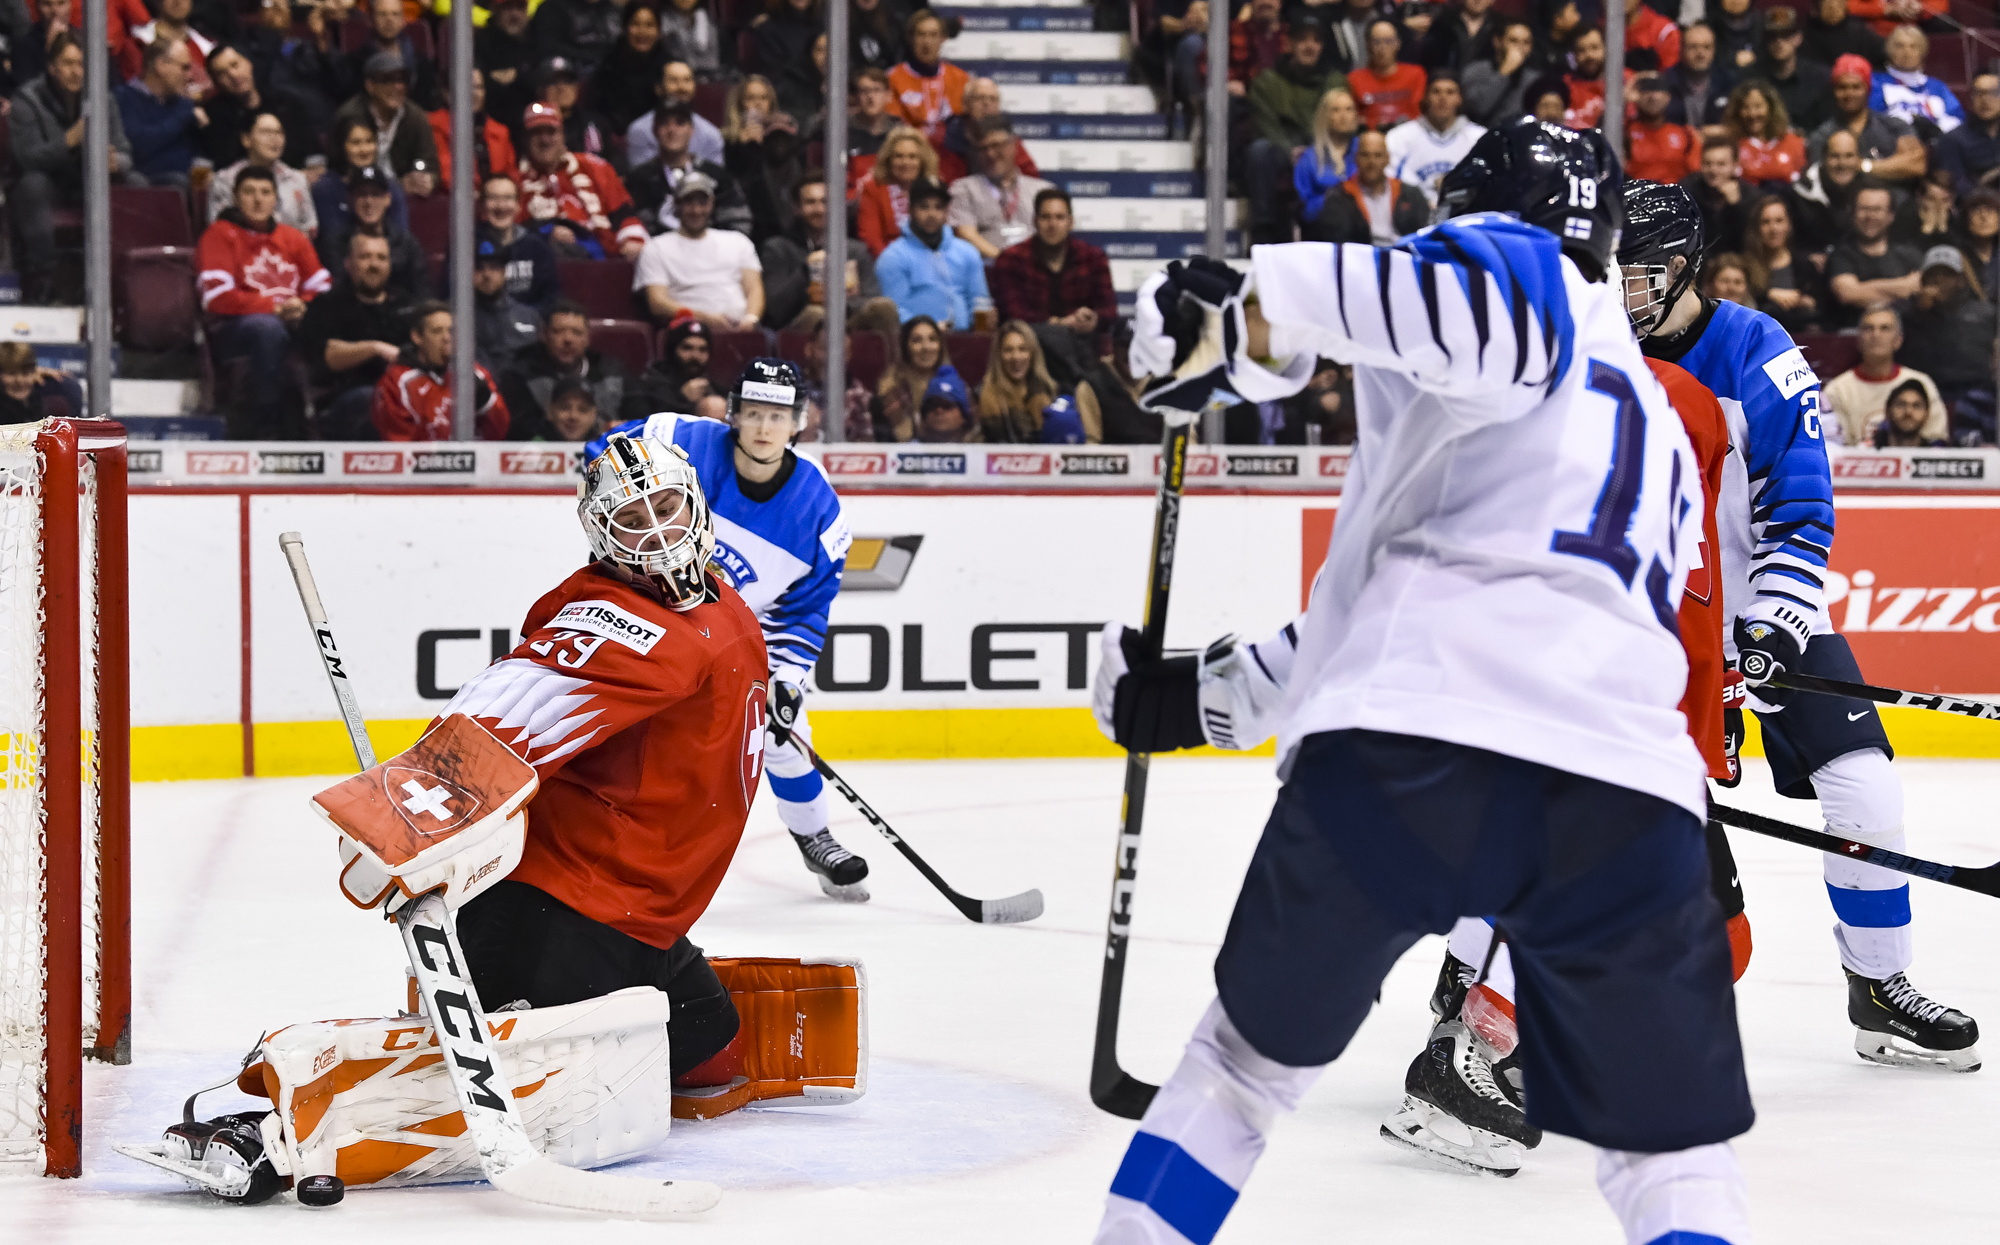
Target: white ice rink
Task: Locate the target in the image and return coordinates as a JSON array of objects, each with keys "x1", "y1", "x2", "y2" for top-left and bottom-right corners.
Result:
[{"x1": 6, "y1": 754, "x2": 1997, "y2": 1242}]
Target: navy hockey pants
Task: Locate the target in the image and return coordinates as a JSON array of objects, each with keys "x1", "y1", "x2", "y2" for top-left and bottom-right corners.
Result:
[{"x1": 1214, "y1": 729, "x2": 1755, "y2": 1154}]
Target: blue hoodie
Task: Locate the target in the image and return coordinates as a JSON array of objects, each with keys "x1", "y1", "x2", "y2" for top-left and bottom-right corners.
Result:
[{"x1": 875, "y1": 218, "x2": 989, "y2": 329}]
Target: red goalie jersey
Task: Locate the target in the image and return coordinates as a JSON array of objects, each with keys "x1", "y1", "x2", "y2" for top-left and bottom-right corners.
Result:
[
  {"x1": 442, "y1": 562, "x2": 768, "y2": 947},
  {"x1": 1648, "y1": 358, "x2": 1731, "y2": 780}
]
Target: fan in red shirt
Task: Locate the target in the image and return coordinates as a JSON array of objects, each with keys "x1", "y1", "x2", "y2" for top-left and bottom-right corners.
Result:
[
  {"x1": 887, "y1": 9, "x2": 969, "y2": 147},
  {"x1": 1726, "y1": 81, "x2": 1807, "y2": 186},
  {"x1": 372, "y1": 300, "x2": 511, "y2": 440},
  {"x1": 1623, "y1": 0, "x2": 1682, "y2": 70},
  {"x1": 1349, "y1": 19, "x2": 1427, "y2": 129},
  {"x1": 516, "y1": 103, "x2": 648, "y2": 261},
  {"x1": 197, "y1": 165, "x2": 330, "y2": 433},
  {"x1": 1627, "y1": 75, "x2": 1702, "y2": 183},
  {"x1": 439, "y1": 433, "x2": 769, "y2": 1080}
]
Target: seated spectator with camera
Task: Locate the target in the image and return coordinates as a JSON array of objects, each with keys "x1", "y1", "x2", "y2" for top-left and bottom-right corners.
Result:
[
  {"x1": 296, "y1": 230, "x2": 409, "y2": 437},
  {"x1": 1900, "y1": 246, "x2": 1999, "y2": 440}
]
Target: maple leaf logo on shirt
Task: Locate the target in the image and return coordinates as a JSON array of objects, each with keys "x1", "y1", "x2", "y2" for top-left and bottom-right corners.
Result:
[{"x1": 243, "y1": 247, "x2": 300, "y2": 298}]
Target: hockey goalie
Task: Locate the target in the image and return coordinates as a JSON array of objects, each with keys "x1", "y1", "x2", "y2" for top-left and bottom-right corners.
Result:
[{"x1": 121, "y1": 434, "x2": 867, "y2": 1205}]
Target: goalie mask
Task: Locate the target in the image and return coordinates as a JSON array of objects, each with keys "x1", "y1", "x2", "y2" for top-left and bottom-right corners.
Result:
[
  {"x1": 1618, "y1": 180, "x2": 1707, "y2": 338},
  {"x1": 578, "y1": 433, "x2": 716, "y2": 611}
]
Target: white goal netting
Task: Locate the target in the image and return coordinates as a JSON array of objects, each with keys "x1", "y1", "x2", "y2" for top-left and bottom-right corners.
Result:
[{"x1": 0, "y1": 423, "x2": 102, "y2": 1175}]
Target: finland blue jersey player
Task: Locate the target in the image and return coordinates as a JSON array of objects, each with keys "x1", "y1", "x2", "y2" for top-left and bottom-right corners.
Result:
[
  {"x1": 591, "y1": 359, "x2": 871, "y2": 901},
  {"x1": 1091, "y1": 121, "x2": 1757, "y2": 1245},
  {"x1": 1622, "y1": 181, "x2": 1980, "y2": 1072}
]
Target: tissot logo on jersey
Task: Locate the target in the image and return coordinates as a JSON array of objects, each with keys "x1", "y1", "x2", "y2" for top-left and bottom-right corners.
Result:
[{"x1": 547, "y1": 600, "x2": 666, "y2": 654}]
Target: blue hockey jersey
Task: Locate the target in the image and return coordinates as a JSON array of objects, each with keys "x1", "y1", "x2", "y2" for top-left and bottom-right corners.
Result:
[
  {"x1": 590, "y1": 414, "x2": 851, "y2": 686},
  {"x1": 1642, "y1": 298, "x2": 1834, "y2": 645}
]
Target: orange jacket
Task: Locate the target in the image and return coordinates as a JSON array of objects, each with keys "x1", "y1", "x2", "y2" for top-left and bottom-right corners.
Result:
[
  {"x1": 427, "y1": 110, "x2": 519, "y2": 192},
  {"x1": 1627, "y1": 121, "x2": 1702, "y2": 185},
  {"x1": 1648, "y1": 358, "x2": 1732, "y2": 780},
  {"x1": 887, "y1": 60, "x2": 969, "y2": 146},
  {"x1": 195, "y1": 215, "x2": 330, "y2": 316},
  {"x1": 449, "y1": 564, "x2": 769, "y2": 947},
  {"x1": 856, "y1": 177, "x2": 907, "y2": 257}
]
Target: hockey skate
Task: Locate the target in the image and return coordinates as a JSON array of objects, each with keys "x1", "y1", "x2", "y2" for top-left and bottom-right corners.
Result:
[
  {"x1": 794, "y1": 829, "x2": 870, "y2": 902},
  {"x1": 1846, "y1": 968, "x2": 1982, "y2": 1073},
  {"x1": 1380, "y1": 1020, "x2": 1543, "y2": 1177}
]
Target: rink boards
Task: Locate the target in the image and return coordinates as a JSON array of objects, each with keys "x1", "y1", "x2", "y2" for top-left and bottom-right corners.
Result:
[{"x1": 124, "y1": 487, "x2": 2000, "y2": 780}]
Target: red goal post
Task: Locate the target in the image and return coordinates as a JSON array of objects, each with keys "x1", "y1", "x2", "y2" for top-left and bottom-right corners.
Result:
[{"x1": 0, "y1": 420, "x2": 129, "y2": 1179}]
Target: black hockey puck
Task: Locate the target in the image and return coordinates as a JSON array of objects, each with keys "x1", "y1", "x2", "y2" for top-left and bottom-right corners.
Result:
[{"x1": 296, "y1": 1175, "x2": 345, "y2": 1207}]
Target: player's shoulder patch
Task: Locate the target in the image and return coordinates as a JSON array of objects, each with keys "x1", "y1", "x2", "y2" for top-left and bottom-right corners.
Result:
[
  {"x1": 1757, "y1": 345, "x2": 1817, "y2": 400},
  {"x1": 545, "y1": 598, "x2": 668, "y2": 655},
  {"x1": 820, "y1": 509, "x2": 853, "y2": 563}
]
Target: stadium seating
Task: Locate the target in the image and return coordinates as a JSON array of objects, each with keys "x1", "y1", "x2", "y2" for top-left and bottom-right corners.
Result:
[
  {"x1": 558, "y1": 259, "x2": 643, "y2": 320},
  {"x1": 591, "y1": 318, "x2": 656, "y2": 374}
]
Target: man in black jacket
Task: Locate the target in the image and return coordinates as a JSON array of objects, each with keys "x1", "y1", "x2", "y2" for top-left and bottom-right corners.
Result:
[
  {"x1": 474, "y1": 0, "x2": 537, "y2": 132},
  {"x1": 1802, "y1": 0, "x2": 1882, "y2": 72},
  {"x1": 471, "y1": 240, "x2": 541, "y2": 370},
  {"x1": 1662, "y1": 22, "x2": 1734, "y2": 126},
  {"x1": 295, "y1": 230, "x2": 410, "y2": 437},
  {"x1": 624, "y1": 99, "x2": 752, "y2": 235},
  {"x1": 529, "y1": 0, "x2": 623, "y2": 76},
  {"x1": 759, "y1": 170, "x2": 896, "y2": 331},
  {"x1": 1419, "y1": 0, "x2": 1496, "y2": 73},
  {"x1": 345, "y1": 0, "x2": 438, "y2": 109},
  {"x1": 317, "y1": 166, "x2": 430, "y2": 299},
  {"x1": 1755, "y1": 7, "x2": 1833, "y2": 134},
  {"x1": 497, "y1": 299, "x2": 627, "y2": 439},
  {"x1": 619, "y1": 316, "x2": 713, "y2": 421},
  {"x1": 1901, "y1": 246, "x2": 2000, "y2": 440},
  {"x1": 202, "y1": 42, "x2": 322, "y2": 170}
]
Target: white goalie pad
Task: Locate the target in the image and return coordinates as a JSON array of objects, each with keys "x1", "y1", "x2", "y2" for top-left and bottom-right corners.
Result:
[
  {"x1": 238, "y1": 987, "x2": 675, "y2": 1189},
  {"x1": 312, "y1": 713, "x2": 537, "y2": 914}
]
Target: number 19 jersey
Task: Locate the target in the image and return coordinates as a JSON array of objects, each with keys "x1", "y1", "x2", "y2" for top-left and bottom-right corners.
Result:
[{"x1": 1255, "y1": 217, "x2": 1709, "y2": 818}]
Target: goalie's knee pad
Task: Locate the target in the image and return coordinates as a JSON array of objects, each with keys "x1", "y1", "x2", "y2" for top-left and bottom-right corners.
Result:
[
  {"x1": 671, "y1": 957, "x2": 868, "y2": 1120},
  {"x1": 242, "y1": 987, "x2": 677, "y2": 1190}
]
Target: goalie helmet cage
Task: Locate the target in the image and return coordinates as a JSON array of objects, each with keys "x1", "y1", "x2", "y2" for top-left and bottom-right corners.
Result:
[{"x1": 0, "y1": 420, "x2": 130, "y2": 1180}]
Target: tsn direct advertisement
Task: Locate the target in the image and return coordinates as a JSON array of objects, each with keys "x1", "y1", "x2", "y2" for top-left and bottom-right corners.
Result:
[{"x1": 121, "y1": 444, "x2": 2000, "y2": 779}]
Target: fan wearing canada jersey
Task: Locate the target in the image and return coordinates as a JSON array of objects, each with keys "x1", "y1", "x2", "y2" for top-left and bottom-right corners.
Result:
[
  {"x1": 441, "y1": 434, "x2": 769, "y2": 1085},
  {"x1": 590, "y1": 359, "x2": 870, "y2": 901}
]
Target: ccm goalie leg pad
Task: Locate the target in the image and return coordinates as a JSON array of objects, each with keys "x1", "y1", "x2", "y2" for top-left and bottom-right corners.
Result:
[
  {"x1": 117, "y1": 987, "x2": 678, "y2": 1199},
  {"x1": 672, "y1": 958, "x2": 868, "y2": 1120}
]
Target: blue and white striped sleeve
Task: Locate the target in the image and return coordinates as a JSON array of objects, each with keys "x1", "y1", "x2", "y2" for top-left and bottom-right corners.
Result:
[
  {"x1": 764, "y1": 495, "x2": 851, "y2": 688},
  {"x1": 1738, "y1": 328, "x2": 1834, "y2": 629},
  {"x1": 1252, "y1": 215, "x2": 1577, "y2": 405}
]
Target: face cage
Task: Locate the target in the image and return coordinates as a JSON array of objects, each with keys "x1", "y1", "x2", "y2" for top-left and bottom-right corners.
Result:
[
  {"x1": 580, "y1": 452, "x2": 716, "y2": 611},
  {"x1": 1622, "y1": 262, "x2": 1674, "y2": 337}
]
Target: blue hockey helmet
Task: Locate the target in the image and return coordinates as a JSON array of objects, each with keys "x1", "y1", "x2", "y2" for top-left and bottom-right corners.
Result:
[
  {"x1": 1617, "y1": 180, "x2": 1708, "y2": 337},
  {"x1": 727, "y1": 356, "x2": 809, "y2": 432},
  {"x1": 1434, "y1": 117, "x2": 1625, "y2": 280}
]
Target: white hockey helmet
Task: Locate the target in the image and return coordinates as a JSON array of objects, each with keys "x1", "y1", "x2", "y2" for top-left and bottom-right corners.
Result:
[{"x1": 577, "y1": 433, "x2": 716, "y2": 611}]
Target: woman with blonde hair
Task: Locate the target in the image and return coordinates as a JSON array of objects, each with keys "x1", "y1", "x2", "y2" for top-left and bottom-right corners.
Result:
[
  {"x1": 1294, "y1": 87, "x2": 1360, "y2": 231},
  {"x1": 858, "y1": 124, "x2": 939, "y2": 255},
  {"x1": 1723, "y1": 81, "x2": 1806, "y2": 187},
  {"x1": 871, "y1": 315, "x2": 954, "y2": 440},
  {"x1": 977, "y1": 321, "x2": 1061, "y2": 442}
]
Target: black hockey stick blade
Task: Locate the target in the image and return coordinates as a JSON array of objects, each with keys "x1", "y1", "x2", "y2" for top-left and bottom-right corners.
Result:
[
  {"x1": 1710, "y1": 802, "x2": 2000, "y2": 899},
  {"x1": 803, "y1": 743, "x2": 1044, "y2": 924},
  {"x1": 1769, "y1": 671, "x2": 2000, "y2": 722}
]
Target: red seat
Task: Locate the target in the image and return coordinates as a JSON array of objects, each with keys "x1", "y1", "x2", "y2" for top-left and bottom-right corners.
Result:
[
  {"x1": 343, "y1": 18, "x2": 434, "y2": 62},
  {"x1": 557, "y1": 259, "x2": 642, "y2": 320},
  {"x1": 1925, "y1": 31, "x2": 1970, "y2": 91},
  {"x1": 702, "y1": 329, "x2": 775, "y2": 386},
  {"x1": 1796, "y1": 332, "x2": 1860, "y2": 382},
  {"x1": 405, "y1": 194, "x2": 452, "y2": 256},
  {"x1": 776, "y1": 328, "x2": 891, "y2": 394},
  {"x1": 693, "y1": 82, "x2": 730, "y2": 126},
  {"x1": 116, "y1": 247, "x2": 197, "y2": 350},
  {"x1": 735, "y1": 26, "x2": 761, "y2": 74},
  {"x1": 717, "y1": 0, "x2": 760, "y2": 35},
  {"x1": 428, "y1": 251, "x2": 447, "y2": 296},
  {"x1": 947, "y1": 332, "x2": 993, "y2": 389},
  {"x1": 112, "y1": 185, "x2": 193, "y2": 249},
  {"x1": 591, "y1": 319, "x2": 654, "y2": 374}
]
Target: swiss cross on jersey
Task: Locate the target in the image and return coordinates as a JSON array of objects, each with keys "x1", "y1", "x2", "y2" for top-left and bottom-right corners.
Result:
[
  {"x1": 386, "y1": 765, "x2": 483, "y2": 837},
  {"x1": 742, "y1": 682, "x2": 768, "y2": 805}
]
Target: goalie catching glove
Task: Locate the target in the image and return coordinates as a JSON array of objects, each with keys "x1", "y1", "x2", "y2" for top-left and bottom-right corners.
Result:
[
  {"x1": 1129, "y1": 257, "x2": 1316, "y2": 415},
  {"x1": 1091, "y1": 620, "x2": 1297, "y2": 753},
  {"x1": 314, "y1": 713, "x2": 538, "y2": 915}
]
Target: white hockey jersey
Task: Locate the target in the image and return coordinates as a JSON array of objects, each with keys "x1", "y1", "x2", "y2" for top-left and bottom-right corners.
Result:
[{"x1": 1255, "y1": 217, "x2": 1709, "y2": 817}]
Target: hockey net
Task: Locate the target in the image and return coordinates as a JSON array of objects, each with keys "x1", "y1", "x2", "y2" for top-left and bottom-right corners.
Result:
[{"x1": 0, "y1": 421, "x2": 129, "y2": 1179}]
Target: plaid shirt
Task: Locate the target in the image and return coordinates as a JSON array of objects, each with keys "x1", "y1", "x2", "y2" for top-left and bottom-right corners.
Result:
[{"x1": 990, "y1": 235, "x2": 1117, "y2": 332}]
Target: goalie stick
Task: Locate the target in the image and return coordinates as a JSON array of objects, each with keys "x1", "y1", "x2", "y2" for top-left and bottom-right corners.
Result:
[
  {"x1": 801, "y1": 742, "x2": 1043, "y2": 924},
  {"x1": 1772, "y1": 671, "x2": 2000, "y2": 722},
  {"x1": 277, "y1": 532, "x2": 720, "y2": 1218},
  {"x1": 1709, "y1": 802, "x2": 2000, "y2": 899},
  {"x1": 1091, "y1": 408, "x2": 1201, "y2": 1120}
]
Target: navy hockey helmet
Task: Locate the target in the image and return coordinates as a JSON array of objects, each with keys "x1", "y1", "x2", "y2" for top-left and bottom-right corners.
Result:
[
  {"x1": 727, "y1": 356, "x2": 809, "y2": 432},
  {"x1": 1618, "y1": 180, "x2": 1707, "y2": 338},
  {"x1": 1434, "y1": 117, "x2": 1625, "y2": 280}
]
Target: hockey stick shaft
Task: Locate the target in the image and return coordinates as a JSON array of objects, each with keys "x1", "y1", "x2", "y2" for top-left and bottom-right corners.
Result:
[
  {"x1": 277, "y1": 533, "x2": 716, "y2": 1216},
  {"x1": 802, "y1": 741, "x2": 1044, "y2": 924},
  {"x1": 1770, "y1": 671, "x2": 2000, "y2": 723},
  {"x1": 1092, "y1": 414, "x2": 1197, "y2": 1120},
  {"x1": 1709, "y1": 802, "x2": 2000, "y2": 898}
]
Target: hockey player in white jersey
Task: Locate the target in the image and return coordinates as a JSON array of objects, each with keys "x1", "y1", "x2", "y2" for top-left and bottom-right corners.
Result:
[
  {"x1": 1620, "y1": 180, "x2": 1979, "y2": 1072},
  {"x1": 591, "y1": 359, "x2": 871, "y2": 901},
  {"x1": 1090, "y1": 120, "x2": 1755, "y2": 1245}
]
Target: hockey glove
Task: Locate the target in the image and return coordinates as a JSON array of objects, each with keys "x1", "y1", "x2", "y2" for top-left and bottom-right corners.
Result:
[
  {"x1": 1733, "y1": 605, "x2": 1809, "y2": 687},
  {"x1": 1718, "y1": 668, "x2": 1746, "y2": 788},
  {"x1": 1130, "y1": 258, "x2": 1315, "y2": 416},
  {"x1": 768, "y1": 679, "x2": 805, "y2": 747},
  {"x1": 1091, "y1": 623, "x2": 1206, "y2": 753}
]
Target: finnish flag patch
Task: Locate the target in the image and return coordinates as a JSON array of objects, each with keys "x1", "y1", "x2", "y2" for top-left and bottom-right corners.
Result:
[{"x1": 1564, "y1": 217, "x2": 1593, "y2": 240}]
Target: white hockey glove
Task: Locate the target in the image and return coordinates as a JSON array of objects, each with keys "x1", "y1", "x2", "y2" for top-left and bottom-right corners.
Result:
[
  {"x1": 313, "y1": 713, "x2": 537, "y2": 916},
  {"x1": 1092, "y1": 621, "x2": 1296, "y2": 753},
  {"x1": 1733, "y1": 600, "x2": 1811, "y2": 688},
  {"x1": 1130, "y1": 257, "x2": 1316, "y2": 416}
]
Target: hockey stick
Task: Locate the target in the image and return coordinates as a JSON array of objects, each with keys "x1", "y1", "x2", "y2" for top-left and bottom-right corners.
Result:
[
  {"x1": 278, "y1": 532, "x2": 720, "y2": 1217},
  {"x1": 1709, "y1": 802, "x2": 2000, "y2": 898},
  {"x1": 1091, "y1": 410, "x2": 1200, "y2": 1120},
  {"x1": 1770, "y1": 671, "x2": 2000, "y2": 723},
  {"x1": 800, "y1": 741, "x2": 1044, "y2": 923}
]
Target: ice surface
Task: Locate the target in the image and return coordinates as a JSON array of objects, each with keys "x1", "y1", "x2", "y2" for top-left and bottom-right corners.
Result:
[{"x1": 4, "y1": 756, "x2": 1996, "y2": 1241}]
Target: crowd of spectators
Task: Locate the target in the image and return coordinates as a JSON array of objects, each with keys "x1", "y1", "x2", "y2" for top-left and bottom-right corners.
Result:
[{"x1": 6, "y1": 0, "x2": 1996, "y2": 446}]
